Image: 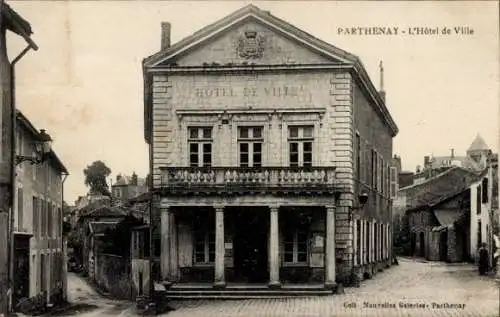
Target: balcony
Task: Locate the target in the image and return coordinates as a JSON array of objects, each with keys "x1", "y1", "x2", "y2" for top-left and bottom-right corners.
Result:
[{"x1": 159, "y1": 166, "x2": 337, "y2": 196}]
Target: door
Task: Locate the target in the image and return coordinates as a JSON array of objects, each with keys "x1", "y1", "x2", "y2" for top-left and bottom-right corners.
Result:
[
  {"x1": 232, "y1": 209, "x2": 269, "y2": 283},
  {"x1": 439, "y1": 230, "x2": 448, "y2": 261},
  {"x1": 419, "y1": 232, "x2": 425, "y2": 257}
]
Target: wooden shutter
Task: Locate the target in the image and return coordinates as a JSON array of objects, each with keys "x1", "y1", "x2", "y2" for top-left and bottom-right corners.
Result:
[{"x1": 390, "y1": 166, "x2": 398, "y2": 199}]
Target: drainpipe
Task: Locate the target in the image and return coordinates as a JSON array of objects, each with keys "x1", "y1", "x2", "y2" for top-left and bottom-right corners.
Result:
[
  {"x1": 8, "y1": 43, "x2": 37, "y2": 313},
  {"x1": 61, "y1": 172, "x2": 68, "y2": 301}
]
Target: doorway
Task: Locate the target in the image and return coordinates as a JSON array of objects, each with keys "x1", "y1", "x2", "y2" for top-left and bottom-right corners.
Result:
[
  {"x1": 419, "y1": 232, "x2": 425, "y2": 257},
  {"x1": 439, "y1": 230, "x2": 448, "y2": 261},
  {"x1": 230, "y1": 208, "x2": 269, "y2": 283}
]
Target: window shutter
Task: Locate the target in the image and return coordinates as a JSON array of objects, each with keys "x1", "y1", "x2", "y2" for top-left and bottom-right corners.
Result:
[{"x1": 390, "y1": 166, "x2": 398, "y2": 199}]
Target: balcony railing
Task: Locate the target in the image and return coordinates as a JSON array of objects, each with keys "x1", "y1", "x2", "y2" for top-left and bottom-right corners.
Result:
[{"x1": 159, "y1": 166, "x2": 336, "y2": 195}]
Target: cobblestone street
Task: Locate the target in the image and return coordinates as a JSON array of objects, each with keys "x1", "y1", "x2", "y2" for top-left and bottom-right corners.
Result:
[{"x1": 162, "y1": 258, "x2": 499, "y2": 317}]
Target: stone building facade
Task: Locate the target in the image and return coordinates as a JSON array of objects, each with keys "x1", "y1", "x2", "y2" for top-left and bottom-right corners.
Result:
[
  {"x1": 142, "y1": 5, "x2": 398, "y2": 292},
  {"x1": 13, "y1": 111, "x2": 68, "y2": 309}
]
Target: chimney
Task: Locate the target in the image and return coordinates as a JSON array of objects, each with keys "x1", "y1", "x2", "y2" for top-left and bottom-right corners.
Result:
[
  {"x1": 424, "y1": 156, "x2": 430, "y2": 167},
  {"x1": 451, "y1": 148, "x2": 455, "y2": 158},
  {"x1": 379, "y1": 61, "x2": 386, "y2": 103},
  {"x1": 161, "y1": 22, "x2": 171, "y2": 50}
]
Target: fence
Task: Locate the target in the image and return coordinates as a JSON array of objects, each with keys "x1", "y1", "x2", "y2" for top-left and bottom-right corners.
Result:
[{"x1": 94, "y1": 253, "x2": 131, "y2": 300}]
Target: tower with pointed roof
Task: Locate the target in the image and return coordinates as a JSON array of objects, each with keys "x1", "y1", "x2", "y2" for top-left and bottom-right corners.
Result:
[{"x1": 467, "y1": 134, "x2": 491, "y2": 164}]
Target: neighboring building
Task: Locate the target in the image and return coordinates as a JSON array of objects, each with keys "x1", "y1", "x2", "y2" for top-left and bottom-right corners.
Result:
[
  {"x1": 400, "y1": 166, "x2": 493, "y2": 264},
  {"x1": 111, "y1": 172, "x2": 148, "y2": 204},
  {"x1": 142, "y1": 4, "x2": 398, "y2": 295},
  {"x1": 13, "y1": 111, "x2": 69, "y2": 310},
  {"x1": 76, "y1": 204, "x2": 128, "y2": 275},
  {"x1": 0, "y1": 3, "x2": 38, "y2": 314}
]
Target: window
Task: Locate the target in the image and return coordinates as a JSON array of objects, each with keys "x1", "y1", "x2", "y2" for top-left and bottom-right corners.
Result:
[
  {"x1": 356, "y1": 219, "x2": 361, "y2": 265},
  {"x1": 380, "y1": 158, "x2": 385, "y2": 195},
  {"x1": 482, "y1": 178, "x2": 489, "y2": 203},
  {"x1": 477, "y1": 220, "x2": 482, "y2": 248},
  {"x1": 284, "y1": 229, "x2": 308, "y2": 264},
  {"x1": 193, "y1": 214, "x2": 215, "y2": 264},
  {"x1": 40, "y1": 254, "x2": 45, "y2": 292},
  {"x1": 57, "y1": 207, "x2": 62, "y2": 237},
  {"x1": 288, "y1": 126, "x2": 313, "y2": 168},
  {"x1": 371, "y1": 149, "x2": 377, "y2": 189},
  {"x1": 355, "y1": 133, "x2": 361, "y2": 182},
  {"x1": 17, "y1": 188, "x2": 23, "y2": 231},
  {"x1": 238, "y1": 127, "x2": 263, "y2": 167},
  {"x1": 477, "y1": 185, "x2": 482, "y2": 214},
  {"x1": 47, "y1": 203, "x2": 53, "y2": 238},
  {"x1": 390, "y1": 166, "x2": 398, "y2": 199},
  {"x1": 365, "y1": 221, "x2": 370, "y2": 263},
  {"x1": 32, "y1": 197, "x2": 38, "y2": 237},
  {"x1": 188, "y1": 127, "x2": 212, "y2": 167},
  {"x1": 374, "y1": 222, "x2": 378, "y2": 261}
]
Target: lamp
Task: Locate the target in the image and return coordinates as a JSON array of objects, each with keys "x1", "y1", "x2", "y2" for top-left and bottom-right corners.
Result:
[
  {"x1": 349, "y1": 191, "x2": 369, "y2": 221},
  {"x1": 15, "y1": 129, "x2": 53, "y2": 166}
]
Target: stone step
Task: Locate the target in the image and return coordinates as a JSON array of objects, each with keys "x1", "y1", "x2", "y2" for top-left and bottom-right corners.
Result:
[
  {"x1": 166, "y1": 294, "x2": 333, "y2": 300},
  {"x1": 160, "y1": 288, "x2": 334, "y2": 300}
]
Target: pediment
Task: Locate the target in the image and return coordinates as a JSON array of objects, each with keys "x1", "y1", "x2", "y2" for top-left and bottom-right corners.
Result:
[{"x1": 147, "y1": 7, "x2": 355, "y2": 68}]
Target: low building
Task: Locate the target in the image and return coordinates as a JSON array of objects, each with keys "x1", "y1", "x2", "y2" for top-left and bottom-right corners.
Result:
[
  {"x1": 401, "y1": 166, "x2": 493, "y2": 263},
  {"x1": 13, "y1": 111, "x2": 69, "y2": 310},
  {"x1": 76, "y1": 204, "x2": 128, "y2": 275}
]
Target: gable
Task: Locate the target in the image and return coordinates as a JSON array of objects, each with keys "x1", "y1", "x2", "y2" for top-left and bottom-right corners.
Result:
[{"x1": 166, "y1": 19, "x2": 339, "y2": 67}]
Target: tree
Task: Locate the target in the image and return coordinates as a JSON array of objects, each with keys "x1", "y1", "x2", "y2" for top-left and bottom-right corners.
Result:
[{"x1": 83, "y1": 160, "x2": 112, "y2": 196}]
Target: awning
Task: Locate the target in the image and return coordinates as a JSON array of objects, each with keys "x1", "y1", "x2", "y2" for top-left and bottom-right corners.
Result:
[{"x1": 433, "y1": 209, "x2": 464, "y2": 227}]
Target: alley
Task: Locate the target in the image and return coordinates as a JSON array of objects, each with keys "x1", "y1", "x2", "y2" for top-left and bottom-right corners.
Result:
[{"x1": 58, "y1": 258, "x2": 499, "y2": 317}]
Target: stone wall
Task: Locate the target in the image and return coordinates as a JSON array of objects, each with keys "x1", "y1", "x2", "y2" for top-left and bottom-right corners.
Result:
[{"x1": 94, "y1": 253, "x2": 131, "y2": 300}]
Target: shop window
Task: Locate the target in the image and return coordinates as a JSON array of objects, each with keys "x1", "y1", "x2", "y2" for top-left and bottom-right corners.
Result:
[
  {"x1": 283, "y1": 228, "x2": 308, "y2": 264},
  {"x1": 193, "y1": 214, "x2": 215, "y2": 264}
]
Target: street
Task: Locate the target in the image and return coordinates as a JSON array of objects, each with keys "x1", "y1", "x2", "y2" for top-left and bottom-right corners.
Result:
[{"x1": 57, "y1": 258, "x2": 499, "y2": 317}]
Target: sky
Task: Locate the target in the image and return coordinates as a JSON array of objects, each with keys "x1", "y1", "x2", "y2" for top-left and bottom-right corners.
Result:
[{"x1": 6, "y1": 1, "x2": 499, "y2": 204}]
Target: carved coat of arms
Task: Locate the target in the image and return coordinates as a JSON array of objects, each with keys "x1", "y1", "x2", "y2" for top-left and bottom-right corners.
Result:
[{"x1": 237, "y1": 31, "x2": 266, "y2": 59}]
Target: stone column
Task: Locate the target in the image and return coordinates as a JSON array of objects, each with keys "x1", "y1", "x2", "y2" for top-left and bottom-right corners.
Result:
[
  {"x1": 169, "y1": 211, "x2": 178, "y2": 281},
  {"x1": 325, "y1": 205, "x2": 336, "y2": 289},
  {"x1": 160, "y1": 205, "x2": 171, "y2": 283},
  {"x1": 268, "y1": 206, "x2": 281, "y2": 288},
  {"x1": 214, "y1": 206, "x2": 225, "y2": 288}
]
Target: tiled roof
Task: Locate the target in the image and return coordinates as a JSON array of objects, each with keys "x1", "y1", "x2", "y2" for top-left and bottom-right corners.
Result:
[
  {"x1": 402, "y1": 167, "x2": 485, "y2": 211},
  {"x1": 80, "y1": 206, "x2": 128, "y2": 219},
  {"x1": 88, "y1": 221, "x2": 119, "y2": 235}
]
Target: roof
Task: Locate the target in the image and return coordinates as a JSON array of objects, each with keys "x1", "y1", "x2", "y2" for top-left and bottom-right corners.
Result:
[
  {"x1": 433, "y1": 209, "x2": 465, "y2": 227},
  {"x1": 113, "y1": 174, "x2": 146, "y2": 187},
  {"x1": 142, "y1": 4, "x2": 398, "y2": 143},
  {"x1": 79, "y1": 206, "x2": 128, "y2": 219},
  {"x1": 403, "y1": 166, "x2": 486, "y2": 211},
  {"x1": 427, "y1": 155, "x2": 483, "y2": 171},
  {"x1": 16, "y1": 110, "x2": 69, "y2": 174},
  {"x1": 88, "y1": 221, "x2": 119, "y2": 235},
  {"x1": 1, "y1": 3, "x2": 38, "y2": 50},
  {"x1": 468, "y1": 134, "x2": 489, "y2": 152}
]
